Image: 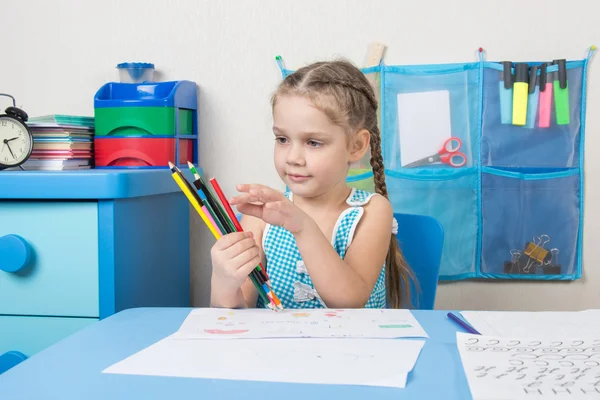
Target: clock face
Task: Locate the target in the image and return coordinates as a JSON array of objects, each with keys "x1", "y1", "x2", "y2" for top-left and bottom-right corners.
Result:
[{"x1": 0, "y1": 116, "x2": 32, "y2": 166}]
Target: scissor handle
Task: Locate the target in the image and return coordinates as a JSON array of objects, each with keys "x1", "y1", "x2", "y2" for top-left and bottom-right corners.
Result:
[
  {"x1": 443, "y1": 137, "x2": 462, "y2": 153},
  {"x1": 440, "y1": 151, "x2": 467, "y2": 167}
]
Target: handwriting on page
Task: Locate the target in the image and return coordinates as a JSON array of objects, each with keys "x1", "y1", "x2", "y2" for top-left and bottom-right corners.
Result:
[{"x1": 458, "y1": 333, "x2": 600, "y2": 399}]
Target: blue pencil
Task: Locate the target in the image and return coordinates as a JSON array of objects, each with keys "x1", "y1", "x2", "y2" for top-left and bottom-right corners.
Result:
[{"x1": 447, "y1": 312, "x2": 481, "y2": 335}]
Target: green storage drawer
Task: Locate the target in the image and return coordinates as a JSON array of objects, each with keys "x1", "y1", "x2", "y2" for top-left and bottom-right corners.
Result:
[{"x1": 94, "y1": 107, "x2": 194, "y2": 136}]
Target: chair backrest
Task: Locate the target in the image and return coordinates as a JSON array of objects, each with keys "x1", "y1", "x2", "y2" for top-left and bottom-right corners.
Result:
[{"x1": 393, "y1": 213, "x2": 444, "y2": 310}]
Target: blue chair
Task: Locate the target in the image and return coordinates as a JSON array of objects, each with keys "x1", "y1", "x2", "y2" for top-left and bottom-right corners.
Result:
[{"x1": 394, "y1": 213, "x2": 444, "y2": 310}]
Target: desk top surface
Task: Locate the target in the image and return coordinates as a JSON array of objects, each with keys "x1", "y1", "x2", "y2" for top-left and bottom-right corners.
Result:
[
  {"x1": 0, "y1": 168, "x2": 199, "y2": 199},
  {"x1": 0, "y1": 308, "x2": 473, "y2": 400}
]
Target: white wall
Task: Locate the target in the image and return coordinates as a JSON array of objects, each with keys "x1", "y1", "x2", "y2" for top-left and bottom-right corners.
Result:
[{"x1": 3, "y1": 0, "x2": 599, "y2": 311}]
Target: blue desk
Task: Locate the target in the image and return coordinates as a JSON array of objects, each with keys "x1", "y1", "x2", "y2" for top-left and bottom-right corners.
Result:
[{"x1": 0, "y1": 308, "x2": 473, "y2": 399}]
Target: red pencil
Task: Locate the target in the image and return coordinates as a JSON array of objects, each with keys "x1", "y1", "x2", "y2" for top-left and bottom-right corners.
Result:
[{"x1": 209, "y1": 178, "x2": 244, "y2": 232}]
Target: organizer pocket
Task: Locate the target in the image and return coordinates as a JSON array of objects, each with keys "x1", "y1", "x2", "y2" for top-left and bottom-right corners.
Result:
[
  {"x1": 382, "y1": 64, "x2": 480, "y2": 171},
  {"x1": 386, "y1": 169, "x2": 479, "y2": 279},
  {"x1": 481, "y1": 168, "x2": 580, "y2": 277},
  {"x1": 481, "y1": 63, "x2": 584, "y2": 168}
]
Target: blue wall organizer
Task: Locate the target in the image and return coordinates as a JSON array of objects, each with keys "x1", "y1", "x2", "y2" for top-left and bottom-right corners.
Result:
[{"x1": 276, "y1": 46, "x2": 595, "y2": 281}]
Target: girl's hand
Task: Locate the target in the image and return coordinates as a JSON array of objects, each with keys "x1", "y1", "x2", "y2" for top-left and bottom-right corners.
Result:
[
  {"x1": 210, "y1": 231, "x2": 262, "y2": 291},
  {"x1": 231, "y1": 184, "x2": 307, "y2": 233}
]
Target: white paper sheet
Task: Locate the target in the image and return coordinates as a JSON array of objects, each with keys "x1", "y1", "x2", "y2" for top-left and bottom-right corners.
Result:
[
  {"x1": 103, "y1": 336, "x2": 425, "y2": 388},
  {"x1": 460, "y1": 310, "x2": 600, "y2": 338},
  {"x1": 457, "y1": 332, "x2": 600, "y2": 399},
  {"x1": 397, "y1": 90, "x2": 452, "y2": 167},
  {"x1": 172, "y1": 308, "x2": 428, "y2": 339}
]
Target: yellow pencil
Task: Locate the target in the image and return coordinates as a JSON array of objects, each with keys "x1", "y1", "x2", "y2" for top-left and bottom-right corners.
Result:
[{"x1": 169, "y1": 162, "x2": 221, "y2": 240}]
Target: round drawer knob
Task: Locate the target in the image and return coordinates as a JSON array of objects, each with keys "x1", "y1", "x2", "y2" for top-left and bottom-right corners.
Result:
[
  {"x1": 0, "y1": 234, "x2": 32, "y2": 273},
  {"x1": 0, "y1": 351, "x2": 28, "y2": 374}
]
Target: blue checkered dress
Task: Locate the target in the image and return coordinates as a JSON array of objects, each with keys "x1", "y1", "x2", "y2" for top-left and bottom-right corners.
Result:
[{"x1": 257, "y1": 188, "x2": 387, "y2": 309}]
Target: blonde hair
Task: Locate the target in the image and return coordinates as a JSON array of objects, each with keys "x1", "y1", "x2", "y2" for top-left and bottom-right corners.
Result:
[{"x1": 272, "y1": 60, "x2": 416, "y2": 308}]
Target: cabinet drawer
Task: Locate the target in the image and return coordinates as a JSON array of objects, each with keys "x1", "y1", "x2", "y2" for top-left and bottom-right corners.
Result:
[
  {"x1": 0, "y1": 202, "x2": 99, "y2": 317},
  {"x1": 0, "y1": 315, "x2": 97, "y2": 369}
]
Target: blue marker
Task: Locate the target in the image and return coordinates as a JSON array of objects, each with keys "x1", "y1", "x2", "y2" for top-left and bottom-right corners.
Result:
[
  {"x1": 525, "y1": 65, "x2": 539, "y2": 128},
  {"x1": 499, "y1": 61, "x2": 513, "y2": 124},
  {"x1": 447, "y1": 312, "x2": 481, "y2": 335}
]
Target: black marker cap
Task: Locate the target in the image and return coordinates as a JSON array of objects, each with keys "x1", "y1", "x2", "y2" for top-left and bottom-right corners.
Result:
[
  {"x1": 501, "y1": 61, "x2": 513, "y2": 89},
  {"x1": 539, "y1": 62, "x2": 548, "y2": 91},
  {"x1": 553, "y1": 59, "x2": 567, "y2": 89},
  {"x1": 514, "y1": 63, "x2": 529, "y2": 84},
  {"x1": 528, "y1": 66, "x2": 539, "y2": 94}
]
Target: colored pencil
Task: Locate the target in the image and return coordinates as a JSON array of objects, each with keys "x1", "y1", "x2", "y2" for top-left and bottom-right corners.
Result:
[
  {"x1": 168, "y1": 162, "x2": 275, "y2": 311},
  {"x1": 201, "y1": 205, "x2": 222, "y2": 236},
  {"x1": 185, "y1": 162, "x2": 282, "y2": 310},
  {"x1": 173, "y1": 164, "x2": 277, "y2": 311},
  {"x1": 187, "y1": 162, "x2": 270, "y2": 281},
  {"x1": 168, "y1": 163, "x2": 220, "y2": 239},
  {"x1": 197, "y1": 189, "x2": 227, "y2": 234},
  {"x1": 195, "y1": 186, "x2": 275, "y2": 305},
  {"x1": 208, "y1": 177, "x2": 283, "y2": 310},
  {"x1": 187, "y1": 163, "x2": 238, "y2": 234}
]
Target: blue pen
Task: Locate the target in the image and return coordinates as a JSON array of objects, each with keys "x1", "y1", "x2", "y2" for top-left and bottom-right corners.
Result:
[{"x1": 447, "y1": 312, "x2": 481, "y2": 335}]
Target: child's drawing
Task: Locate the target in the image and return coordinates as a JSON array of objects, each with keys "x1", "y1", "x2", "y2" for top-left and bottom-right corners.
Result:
[{"x1": 174, "y1": 308, "x2": 428, "y2": 340}]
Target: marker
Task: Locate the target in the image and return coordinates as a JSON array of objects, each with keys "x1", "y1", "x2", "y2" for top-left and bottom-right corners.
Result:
[
  {"x1": 512, "y1": 63, "x2": 529, "y2": 126},
  {"x1": 525, "y1": 65, "x2": 539, "y2": 129},
  {"x1": 553, "y1": 59, "x2": 570, "y2": 125},
  {"x1": 447, "y1": 312, "x2": 481, "y2": 335},
  {"x1": 499, "y1": 61, "x2": 513, "y2": 124},
  {"x1": 538, "y1": 62, "x2": 553, "y2": 128}
]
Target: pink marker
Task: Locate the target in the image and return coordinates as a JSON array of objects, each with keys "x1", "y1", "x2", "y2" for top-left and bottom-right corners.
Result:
[{"x1": 538, "y1": 62, "x2": 553, "y2": 128}]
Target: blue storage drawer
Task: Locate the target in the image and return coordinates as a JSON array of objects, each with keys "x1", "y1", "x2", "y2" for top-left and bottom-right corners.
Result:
[
  {"x1": 0, "y1": 202, "x2": 99, "y2": 317},
  {"x1": 0, "y1": 315, "x2": 97, "y2": 373}
]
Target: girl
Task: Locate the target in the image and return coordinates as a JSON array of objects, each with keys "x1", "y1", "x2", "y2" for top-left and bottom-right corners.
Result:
[{"x1": 210, "y1": 60, "x2": 414, "y2": 309}]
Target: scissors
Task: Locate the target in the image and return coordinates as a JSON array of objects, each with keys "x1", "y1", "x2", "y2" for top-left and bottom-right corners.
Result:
[{"x1": 404, "y1": 137, "x2": 467, "y2": 168}]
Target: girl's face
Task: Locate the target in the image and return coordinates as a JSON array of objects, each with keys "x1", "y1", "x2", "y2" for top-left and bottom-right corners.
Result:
[{"x1": 272, "y1": 95, "x2": 352, "y2": 198}]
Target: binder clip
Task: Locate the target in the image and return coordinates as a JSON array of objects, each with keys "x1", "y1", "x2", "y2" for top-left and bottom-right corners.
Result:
[
  {"x1": 504, "y1": 249, "x2": 535, "y2": 274},
  {"x1": 504, "y1": 234, "x2": 552, "y2": 274},
  {"x1": 522, "y1": 235, "x2": 551, "y2": 273},
  {"x1": 523, "y1": 235, "x2": 550, "y2": 264},
  {"x1": 543, "y1": 248, "x2": 562, "y2": 275}
]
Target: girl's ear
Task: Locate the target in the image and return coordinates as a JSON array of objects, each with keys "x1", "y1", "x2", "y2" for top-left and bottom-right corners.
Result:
[{"x1": 348, "y1": 129, "x2": 371, "y2": 163}]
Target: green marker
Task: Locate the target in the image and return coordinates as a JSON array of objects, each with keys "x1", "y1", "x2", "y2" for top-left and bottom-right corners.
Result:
[{"x1": 553, "y1": 59, "x2": 570, "y2": 125}]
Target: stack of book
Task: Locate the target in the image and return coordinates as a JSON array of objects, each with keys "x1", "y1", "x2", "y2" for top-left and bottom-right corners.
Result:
[{"x1": 22, "y1": 114, "x2": 94, "y2": 170}]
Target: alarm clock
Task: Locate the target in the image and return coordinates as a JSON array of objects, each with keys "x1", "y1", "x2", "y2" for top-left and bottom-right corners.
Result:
[{"x1": 0, "y1": 106, "x2": 33, "y2": 170}]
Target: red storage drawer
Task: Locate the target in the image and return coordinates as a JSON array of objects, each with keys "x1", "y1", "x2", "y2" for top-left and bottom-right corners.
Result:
[{"x1": 95, "y1": 137, "x2": 194, "y2": 167}]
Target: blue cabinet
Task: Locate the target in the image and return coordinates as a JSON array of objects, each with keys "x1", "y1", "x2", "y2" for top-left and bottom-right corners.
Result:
[{"x1": 0, "y1": 169, "x2": 195, "y2": 373}]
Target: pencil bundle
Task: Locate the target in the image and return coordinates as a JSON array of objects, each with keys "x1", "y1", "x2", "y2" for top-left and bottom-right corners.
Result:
[{"x1": 168, "y1": 161, "x2": 283, "y2": 311}]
